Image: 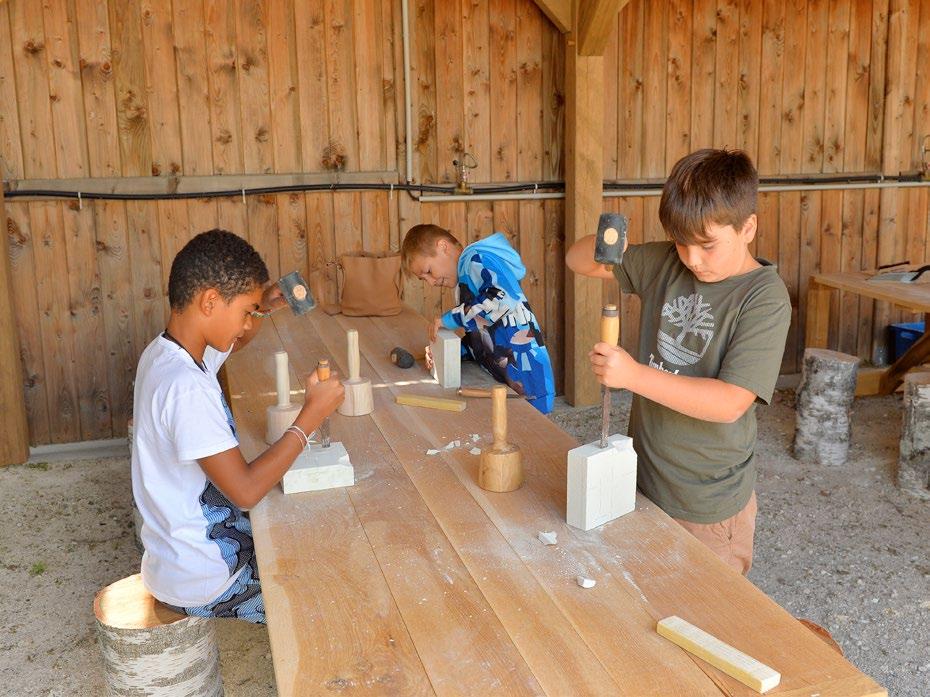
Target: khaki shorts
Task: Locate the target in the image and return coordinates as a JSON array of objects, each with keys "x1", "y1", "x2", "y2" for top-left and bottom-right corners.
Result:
[{"x1": 673, "y1": 491, "x2": 758, "y2": 575}]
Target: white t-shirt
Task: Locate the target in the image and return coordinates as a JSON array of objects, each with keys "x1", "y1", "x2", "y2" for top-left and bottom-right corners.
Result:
[{"x1": 131, "y1": 334, "x2": 253, "y2": 607}]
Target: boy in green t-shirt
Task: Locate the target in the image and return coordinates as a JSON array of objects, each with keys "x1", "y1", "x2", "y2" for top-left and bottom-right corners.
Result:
[{"x1": 566, "y1": 148, "x2": 790, "y2": 574}]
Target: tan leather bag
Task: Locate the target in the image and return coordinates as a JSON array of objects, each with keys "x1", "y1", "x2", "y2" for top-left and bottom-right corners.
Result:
[{"x1": 337, "y1": 252, "x2": 403, "y2": 316}]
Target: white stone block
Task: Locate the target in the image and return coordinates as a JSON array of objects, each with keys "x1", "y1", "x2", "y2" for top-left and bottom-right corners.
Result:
[
  {"x1": 566, "y1": 434, "x2": 637, "y2": 531},
  {"x1": 281, "y1": 442, "x2": 354, "y2": 494},
  {"x1": 431, "y1": 329, "x2": 461, "y2": 389}
]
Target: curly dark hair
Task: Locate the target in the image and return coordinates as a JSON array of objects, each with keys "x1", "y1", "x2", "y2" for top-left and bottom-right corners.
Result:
[{"x1": 168, "y1": 229, "x2": 269, "y2": 310}]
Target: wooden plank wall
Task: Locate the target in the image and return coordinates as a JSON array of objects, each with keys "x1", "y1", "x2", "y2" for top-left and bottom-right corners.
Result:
[
  {"x1": 2, "y1": 0, "x2": 929, "y2": 445},
  {"x1": 601, "y1": 0, "x2": 930, "y2": 373},
  {"x1": 1, "y1": 0, "x2": 405, "y2": 445}
]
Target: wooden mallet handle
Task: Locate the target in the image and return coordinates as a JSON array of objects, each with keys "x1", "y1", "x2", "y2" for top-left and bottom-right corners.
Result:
[
  {"x1": 346, "y1": 330, "x2": 360, "y2": 380},
  {"x1": 491, "y1": 384, "x2": 508, "y2": 449}
]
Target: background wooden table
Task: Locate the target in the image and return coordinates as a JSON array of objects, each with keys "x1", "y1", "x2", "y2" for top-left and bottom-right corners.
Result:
[
  {"x1": 806, "y1": 271, "x2": 930, "y2": 395},
  {"x1": 226, "y1": 307, "x2": 885, "y2": 697}
]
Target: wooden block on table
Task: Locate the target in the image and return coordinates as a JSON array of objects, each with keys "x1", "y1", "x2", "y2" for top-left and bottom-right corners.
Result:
[
  {"x1": 431, "y1": 329, "x2": 461, "y2": 388},
  {"x1": 395, "y1": 393, "x2": 466, "y2": 412},
  {"x1": 281, "y1": 443, "x2": 354, "y2": 494},
  {"x1": 566, "y1": 435, "x2": 637, "y2": 531},
  {"x1": 657, "y1": 615, "x2": 781, "y2": 694}
]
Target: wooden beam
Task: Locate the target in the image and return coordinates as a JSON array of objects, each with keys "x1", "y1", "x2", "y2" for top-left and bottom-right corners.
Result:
[
  {"x1": 577, "y1": 0, "x2": 629, "y2": 56},
  {"x1": 563, "y1": 27, "x2": 605, "y2": 406},
  {"x1": 532, "y1": 0, "x2": 572, "y2": 33},
  {"x1": 0, "y1": 185, "x2": 30, "y2": 465}
]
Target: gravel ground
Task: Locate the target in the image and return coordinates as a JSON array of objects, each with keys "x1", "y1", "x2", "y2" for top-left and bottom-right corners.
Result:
[{"x1": 0, "y1": 390, "x2": 926, "y2": 696}]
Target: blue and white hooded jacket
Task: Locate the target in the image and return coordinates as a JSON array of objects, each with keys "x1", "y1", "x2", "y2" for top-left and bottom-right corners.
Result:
[{"x1": 440, "y1": 232, "x2": 555, "y2": 414}]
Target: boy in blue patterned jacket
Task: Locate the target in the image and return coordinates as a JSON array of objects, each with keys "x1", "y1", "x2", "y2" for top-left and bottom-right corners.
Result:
[{"x1": 402, "y1": 224, "x2": 555, "y2": 414}]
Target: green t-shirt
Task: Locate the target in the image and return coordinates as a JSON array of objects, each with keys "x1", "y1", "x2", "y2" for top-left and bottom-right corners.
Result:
[{"x1": 613, "y1": 241, "x2": 791, "y2": 523}]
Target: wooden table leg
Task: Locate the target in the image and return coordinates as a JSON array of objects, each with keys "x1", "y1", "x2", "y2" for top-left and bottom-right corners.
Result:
[{"x1": 805, "y1": 281, "x2": 832, "y2": 349}]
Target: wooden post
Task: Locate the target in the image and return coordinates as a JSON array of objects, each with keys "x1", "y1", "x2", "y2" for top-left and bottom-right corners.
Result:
[
  {"x1": 94, "y1": 574, "x2": 223, "y2": 696},
  {"x1": 563, "y1": 19, "x2": 605, "y2": 406},
  {"x1": 0, "y1": 186, "x2": 30, "y2": 465},
  {"x1": 898, "y1": 371, "x2": 930, "y2": 499},
  {"x1": 793, "y1": 348, "x2": 860, "y2": 466}
]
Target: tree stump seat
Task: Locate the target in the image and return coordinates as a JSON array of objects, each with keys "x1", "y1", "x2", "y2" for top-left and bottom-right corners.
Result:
[{"x1": 94, "y1": 574, "x2": 223, "y2": 696}]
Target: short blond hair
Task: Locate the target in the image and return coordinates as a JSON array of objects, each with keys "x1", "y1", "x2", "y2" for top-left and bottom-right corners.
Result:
[{"x1": 400, "y1": 224, "x2": 461, "y2": 274}]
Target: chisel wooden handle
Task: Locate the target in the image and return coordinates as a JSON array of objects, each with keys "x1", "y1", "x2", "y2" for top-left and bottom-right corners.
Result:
[
  {"x1": 458, "y1": 387, "x2": 524, "y2": 399},
  {"x1": 316, "y1": 358, "x2": 331, "y2": 381},
  {"x1": 601, "y1": 304, "x2": 619, "y2": 345}
]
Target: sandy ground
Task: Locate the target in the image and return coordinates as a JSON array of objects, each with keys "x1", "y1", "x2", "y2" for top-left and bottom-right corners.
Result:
[{"x1": 0, "y1": 390, "x2": 926, "y2": 696}]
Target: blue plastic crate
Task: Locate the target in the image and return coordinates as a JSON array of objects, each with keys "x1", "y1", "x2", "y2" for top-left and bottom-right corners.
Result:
[{"x1": 888, "y1": 321, "x2": 925, "y2": 361}]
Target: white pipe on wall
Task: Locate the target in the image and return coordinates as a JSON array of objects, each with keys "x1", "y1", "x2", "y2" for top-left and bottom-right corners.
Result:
[{"x1": 416, "y1": 179, "x2": 930, "y2": 203}]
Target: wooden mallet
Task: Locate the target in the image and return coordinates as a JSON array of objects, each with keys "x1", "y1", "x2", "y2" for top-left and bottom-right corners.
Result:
[
  {"x1": 338, "y1": 330, "x2": 373, "y2": 416},
  {"x1": 478, "y1": 384, "x2": 523, "y2": 492},
  {"x1": 265, "y1": 351, "x2": 301, "y2": 444}
]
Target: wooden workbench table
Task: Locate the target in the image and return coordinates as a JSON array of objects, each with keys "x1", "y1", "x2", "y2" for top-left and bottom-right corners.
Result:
[
  {"x1": 226, "y1": 307, "x2": 885, "y2": 697},
  {"x1": 806, "y1": 271, "x2": 930, "y2": 394}
]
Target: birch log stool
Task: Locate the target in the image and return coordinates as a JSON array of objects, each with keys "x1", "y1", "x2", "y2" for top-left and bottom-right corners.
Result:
[
  {"x1": 94, "y1": 574, "x2": 223, "y2": 696},
  {"x1": 898, "y1": 371, "x2": 930, "y2": 499},
  {"x1": 793, "y1": 348, "x2": 860, "y2": 466}
]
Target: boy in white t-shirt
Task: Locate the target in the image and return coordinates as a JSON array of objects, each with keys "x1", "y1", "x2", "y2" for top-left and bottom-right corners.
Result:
[{"x1": 132, "y1": 229, "x2": 344, "y2": 623}]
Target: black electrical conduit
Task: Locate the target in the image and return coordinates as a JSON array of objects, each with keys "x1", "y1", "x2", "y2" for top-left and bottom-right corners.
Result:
[{"x1": 3, "y1": 171, "x2": 925, "y2": 202}]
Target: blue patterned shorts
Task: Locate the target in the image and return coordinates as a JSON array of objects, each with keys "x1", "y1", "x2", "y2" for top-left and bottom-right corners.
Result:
[{"x1": 165, "y1": 556, "x2": 265, "y2": 625}]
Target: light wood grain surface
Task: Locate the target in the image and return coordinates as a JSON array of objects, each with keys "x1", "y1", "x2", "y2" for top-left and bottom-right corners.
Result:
[{"x1": 225, "y1": 307, "x2": 886, "y2": 697}]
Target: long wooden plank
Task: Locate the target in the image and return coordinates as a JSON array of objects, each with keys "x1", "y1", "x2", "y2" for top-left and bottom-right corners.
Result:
[
  {"x1": 368, "y1": 308, "x2": 885, "y2": 696},
  {"x1": 204, "y1": 0, "x2": 244, "y2": 175},
  {"x1": 172, "y1": 0, "x2": 214, "y2": 176},
  {"x1": 0, "y1": 0, "x2": 24, "y2": 180},
  {"x1": 777, "y1": 0, "x2": 807, "y2": 373},
  {"x1": 354, "y1": 0, "x2": 385, "y2": 171},
  {"x1": 0, "y1": 187, "x2": 29, "y2": 464},
  {"x1": 665, "y1": 0, "x2": 692, "y2": 170},
  {"x1": 74, "y1": 0, "x2": 136, "y2": 437},
  {"x1": 713, "y1": 0, "x2": 739, "y2": 149},
  {"x1": 140, "y1": 0, "x2": 183, "y2": 178},
  {"x1": 294, "y1": 0, "x2": 330, "y2": 173},
  {"x1": 490, "y1": 0, "x2": 518, "y2": 182},
  {"x1": 641, "y1": 0, "x2": 666, "y2": 177},
  {"x1": 324, "y1": 0, "x2": 360, "y2": 173},
  {"x1": 43, "y1": 1, "x2": 112, "y2": 440},
  {"x1": 360, "y1": 310, "x2": 725, "y2": 695},
  {"x1": 690, "y1": 0, "x2": 716, "y2": 149},
  {"x1": 736, "y1": 0, "x2": 762, "y2": 161},
  {"x1": 464, "y1": 0, "x2": 492, "y2": 183},
  {"x1": 226, "y1": 320, "x2": 434, "y2": 697},
  {"x1": 316, "y1": 312, "x2": 626, "y2": 695},
  {"x1": 433, "y1": 0, "x2": 464, "y2": 184},
  {"x1": 277, "y1": 315, "x2": 543, "y2": 695}
]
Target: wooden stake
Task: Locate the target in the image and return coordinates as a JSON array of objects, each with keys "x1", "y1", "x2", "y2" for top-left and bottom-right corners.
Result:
[{"x1": 478, "y1": 385, "x2": 523, "y2": 492}]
